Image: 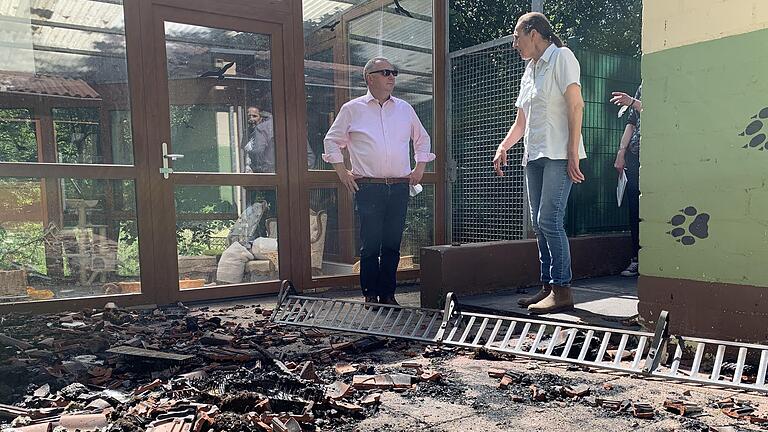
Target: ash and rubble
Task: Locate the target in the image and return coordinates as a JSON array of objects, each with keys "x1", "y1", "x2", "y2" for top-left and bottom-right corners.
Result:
[
  {"x1": 1, "y1": 302, "x2": 767, "y2": 432},
  {"x1": 0, "y1": 302, "x2": 451, "y2": 431}
]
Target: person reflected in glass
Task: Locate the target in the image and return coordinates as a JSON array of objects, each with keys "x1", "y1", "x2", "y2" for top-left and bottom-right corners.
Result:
[
  {"x1": 242, "y1": 105, "x2": 317, "y2": 173},
  {"x1": 611, "y1": 85, "x2": 642, "y2": 277},
  {"x1": 493, "y1": 12, "x2": 586, "y2": 314},
  {"x1": 323, "y1": 57, "x2": 434, "y2": 306}
]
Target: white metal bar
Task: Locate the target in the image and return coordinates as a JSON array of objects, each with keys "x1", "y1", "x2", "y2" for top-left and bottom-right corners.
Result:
[
  {"x1": 515, "y1": 323, "x2": 532, "y2": 351},
  {"x1": 400, "y1": 310, "x2": 417, "y2": 336},
  {"x1": 560, "y1": 328, "x2": 578, "y2": 359},
  {"x1": 595, "y1": 332, "x2": 612, "y2": 364},
  {"x1": 348, "y1": 303, "x2": 363, "y2": 326},
  {"x1": 304, "y1": 301, "x2": 323, "y2": 324},
  {"x1": 446, "y1": 316, "x2": 463, "y2": 342},
  {"x1": 458, "y1": 316, "x2": 477, "y2": 344},
  {"x1": 545, "y1": 326, "x2": 562, "y2": 356},
  {"x1": 290, "y1": 300, "x2": 310, "y2": 324},
  {"x1": 410, "y1": 311, "x2": 428, "y2": 337},
  {"x1": 711, "y1": 345, "x2": 726, "y2": 381},
  {"x1": 422, "y1": 313, "x2": 441, "y2": 340},
  {"x1": 368, "y1": 306, "x2": 386, "y2": 331},
  {"x1": 500, "y1": 321, "x2": 517, "y2": 350},
  {"x1": 356, "y1": 306, "x2": 373, "y2": 330},
  {"x1": 613, "y1": 334, "x2": 629, "y2": 366},
  {"x1": 690, "y1": 342, "x2": 705, "y2": 377},
  {"x1": 631, "y1": 336, "x2": 648, "y2": 370},
  {"x1": 485, "y1": 320, "x2": 503, "y2": 348},
  {"x1": 757, "y1": 350, "x2": 768, "y2": 388},
  {"x1": 338, "y1": 302, "x2": 355, "y2": 324},
  {"x1": 529, "y1": 324, "x2": 547, "y2": 354},
  {"x1": 329, "y1": 301, "x2": 345, "y2": 324},
  {"x1": 668, "y1": 343, "x2": 683, "y2": 376},
  {"x1": 277, "y1": 298, "x2": 299, "y2": 321},
  {"x1": 389, "y1": 309, "x2": 406, "y2": 333},
  {"x1": 315, "y1": 300, "x2": 336, "y2": 324},
  {"x1": 577, "y1": 330, "x2": 594, "y2": 361},
  {"x1": 472, "y1": 318, "x2": 490, "y2": 345},
  {"x1": 732, "y1": 347, "x2": 748, "y2": 384},
  {"x1": 378, "y1": 307, "x2": 396, "y2": 332},
  {"x1": 301, "y1": 301, "x2": 317, "y2": 324}
]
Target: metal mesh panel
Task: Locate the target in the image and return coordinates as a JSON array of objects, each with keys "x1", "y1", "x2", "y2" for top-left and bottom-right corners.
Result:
[
  {"x1": 449, "y1": 38, "x2": 527, "y2": 243},
  {"x1": 448, "y1": 39, "x2": 642, "y2": 242},
  {"x1": 566, "y1": 49, "x2": 640, "y2": 235}
]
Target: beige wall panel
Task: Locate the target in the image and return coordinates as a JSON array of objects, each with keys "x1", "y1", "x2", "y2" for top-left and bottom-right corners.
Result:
[{"x1": 643, "y1": 0, "x2": 768, "y2": 53}]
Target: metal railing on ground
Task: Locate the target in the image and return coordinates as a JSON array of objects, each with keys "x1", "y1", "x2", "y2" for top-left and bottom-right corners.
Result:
[{"x1": 271, "y1": 280, "x2": 768, "y2": 394}]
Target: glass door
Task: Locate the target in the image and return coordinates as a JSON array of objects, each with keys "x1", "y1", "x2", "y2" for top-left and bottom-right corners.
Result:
[{"x1": 144, "y1": 5, "x2": 292, "y2": 302}]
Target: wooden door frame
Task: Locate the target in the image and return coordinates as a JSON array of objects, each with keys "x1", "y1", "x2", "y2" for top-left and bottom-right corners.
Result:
[
  {"x1": 139, "y1": 1, "x2": 297, "y2": 303},
  {"x1": 0, "y1": 0, "x2": 159, "y2": 313},
  {"x1": 1, "y1": 0, "x2": 448, "y2": 311},
  {"x1": 296, "y1": 0, "x2": 448, "y2": 290}
]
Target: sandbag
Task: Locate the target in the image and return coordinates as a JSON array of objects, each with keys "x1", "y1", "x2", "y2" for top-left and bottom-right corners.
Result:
[
  {"x1": 216, "y1": 242, "x2": 254, "y2": 284},
  {"x1": 250, "y1": 237, "x2": 278, "y2": 260}
]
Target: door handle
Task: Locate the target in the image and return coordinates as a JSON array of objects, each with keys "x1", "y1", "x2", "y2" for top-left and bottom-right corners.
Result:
[{"x1": 160, "y1": 142, "x2": 184, "y2": 179}]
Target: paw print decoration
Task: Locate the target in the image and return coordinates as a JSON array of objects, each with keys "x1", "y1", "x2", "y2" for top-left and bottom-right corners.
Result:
[
  {"x1": 667, "y1": 206, "x2": 710, "y2": 246},
  {"x1": 739, "y1": 107, "x2": 768, "y2": 150}
]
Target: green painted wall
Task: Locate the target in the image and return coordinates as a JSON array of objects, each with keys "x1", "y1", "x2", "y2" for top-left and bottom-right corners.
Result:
[{"x1": 640, "y1": 27, "x2": 768, "y2": 286}]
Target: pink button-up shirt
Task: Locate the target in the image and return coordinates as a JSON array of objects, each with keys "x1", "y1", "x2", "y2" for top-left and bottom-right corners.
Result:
[{"x1": 322, "y1": 92, "x2": 435, "y2": 178}]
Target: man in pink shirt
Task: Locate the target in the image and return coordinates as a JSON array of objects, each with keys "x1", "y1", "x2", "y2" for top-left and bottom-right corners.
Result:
[{"x1": 323, "y1": 57, "x2": 435, "y2": 305}]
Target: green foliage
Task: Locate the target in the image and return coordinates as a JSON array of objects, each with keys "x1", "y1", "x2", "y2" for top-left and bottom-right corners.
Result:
[
  {"x1": 53, "y1": 108, "x2": 100, "y2": 164},
  {"x1": 175, "y1": 193, "x2": 234, "y2": 256},
  {"x1": 450, "y1": 0, "x2": 642, "y2": 56},
  {"x1": 546, "y1": 0, "x2": 642, "y2": 56},
  {"x1": 0, "y1": 109, "x2": 37, "y2": 163},
  {"x1": 403, "y1": 188, "x2": 436, "y2": 258},
  {"x1": 0, "y1": 223, "x2": 48, "y2": 273}
]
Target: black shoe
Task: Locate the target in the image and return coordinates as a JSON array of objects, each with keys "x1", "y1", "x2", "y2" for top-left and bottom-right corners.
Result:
[
  {"x1": 363, "y1": 295, "x2": 379, "y2": 309},
  {"x1": 380, "y1": 296, "x2": 400, "y2": 306}
]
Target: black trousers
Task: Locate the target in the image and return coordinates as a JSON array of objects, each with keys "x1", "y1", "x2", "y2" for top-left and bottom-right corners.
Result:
[
  {"x1": 354, "y1": 183, "x2": 409, "y2": 298},
  {"x1": 625, "y1": 151, "x2": 640, "y2": 258}
]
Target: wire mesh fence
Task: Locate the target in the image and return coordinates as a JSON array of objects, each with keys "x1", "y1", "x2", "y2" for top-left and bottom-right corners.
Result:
[
  {"x1": 448, "y1": 38, "x2": 641, "y2": 243},
  {"x1": 449, "y1": 37, "x2": 528, "y2": 243},
  {"x1": 567, "y1": 47, "x2": 641, "y2": 235}
]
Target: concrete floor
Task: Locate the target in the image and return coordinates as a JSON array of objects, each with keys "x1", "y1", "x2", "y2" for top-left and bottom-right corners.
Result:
[{"x1": 275, "y1": 275, "x2": 639, "y2": 329}]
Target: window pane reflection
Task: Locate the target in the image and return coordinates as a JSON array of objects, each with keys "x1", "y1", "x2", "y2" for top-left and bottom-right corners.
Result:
[
  {"x1": 174, "y1": 185, "x2": 279, "y2": 286},
  {"x1": 0, "y1": 177, "x2": 141, "y2": 302},
  {"x1": 0, "y1": 0, "x2": 135, "y2": 165},
  {"x1": 302, "y1": 0, "x2": 434, "y2": 172}
]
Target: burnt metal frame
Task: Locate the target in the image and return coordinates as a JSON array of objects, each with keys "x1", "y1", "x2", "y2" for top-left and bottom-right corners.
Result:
[
  {"x1": 0, "y1": 0, "x2": 447, "y2": 312},
  {"x1": 272, "y1": 282, "x2": 768, "y2": 394}
]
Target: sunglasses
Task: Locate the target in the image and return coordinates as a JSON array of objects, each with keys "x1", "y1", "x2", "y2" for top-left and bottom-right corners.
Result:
[{"x1": 368, "y1": 69, "x2": 399, "y2": 77}]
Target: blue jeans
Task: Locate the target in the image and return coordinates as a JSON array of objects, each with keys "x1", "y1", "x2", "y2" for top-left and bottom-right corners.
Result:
[
  {"x1": 354, "y1": 183, "x2": 409, "y2": 298},
  {"x1": 525, "y1": 158, "x2": 574, "y2": 286}
]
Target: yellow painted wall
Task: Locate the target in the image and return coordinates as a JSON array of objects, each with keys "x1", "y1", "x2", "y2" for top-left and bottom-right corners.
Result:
[{"x1": 643, "y1": 0, "x2": 768, "y2": 54}]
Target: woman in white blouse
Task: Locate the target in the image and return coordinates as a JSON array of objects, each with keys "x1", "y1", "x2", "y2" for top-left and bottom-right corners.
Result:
[{"x1": 493, "y1": 12, "x2": 586, "y2": 314}]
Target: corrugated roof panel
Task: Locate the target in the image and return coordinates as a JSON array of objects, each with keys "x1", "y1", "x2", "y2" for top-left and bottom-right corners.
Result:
[
  {"x1": 302, "y1": 0, "x2": 357, "y2": 22},
  {"x1": 0, "y1": 71, "x2": 101, "y2": 98},
  {"x1": 398, "y1": 0, "x2": 432, "y2": 17},
  {"x1": 29, "y1": 0, "x2": 125, "y2": 28},
  {"x1": 349, "y1": 9, "x2": 432, "y2": 49}
]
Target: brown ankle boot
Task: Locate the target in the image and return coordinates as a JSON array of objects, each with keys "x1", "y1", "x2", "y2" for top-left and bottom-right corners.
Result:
[
  {"x1": 527, "y1": 285, "x2": 574, "y2": 314},
  {"x1": 517, "y1": 284, "x2": 551, "y2": 307}
]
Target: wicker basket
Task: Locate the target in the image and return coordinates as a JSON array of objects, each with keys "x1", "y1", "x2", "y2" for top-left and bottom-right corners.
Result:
[{"x1": 0, "y1": 270, "x2": 27, "y2": 297}]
